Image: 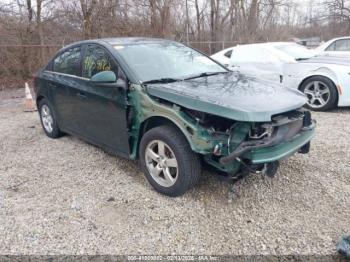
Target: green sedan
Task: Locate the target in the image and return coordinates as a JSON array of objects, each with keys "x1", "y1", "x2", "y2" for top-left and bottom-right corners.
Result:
[{"x1": 34, "y1": 38, "x2": 315, "y2": 196}]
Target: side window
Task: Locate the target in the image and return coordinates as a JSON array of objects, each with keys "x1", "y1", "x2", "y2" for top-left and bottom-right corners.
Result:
[
  {"x1": 224, "y1": 50, "x2": 233, "y2": 58},
  {"x1": 326, "y1": 42, "x2": 335, "y2": 51},
  {"x1": 334, "y1": 39, "x2": 350, "y2": 51},
  {"x1": 82, "y1": 45, "x2": 117, "y2": 79},
  {"x1": 53, "y1": 47, "x2": 81, "y2": 76}
]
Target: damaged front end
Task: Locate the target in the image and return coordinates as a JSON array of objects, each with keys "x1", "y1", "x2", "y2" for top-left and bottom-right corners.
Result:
[
  {"x1": 182, "y1": 108, "x2": 315, "y2": 176},
  {"x1": 128, "y1": 84, "x2": 315, "y2": 177},
  {"x1": 221, "y1": 110, "x2": 314, "y2": 164}
]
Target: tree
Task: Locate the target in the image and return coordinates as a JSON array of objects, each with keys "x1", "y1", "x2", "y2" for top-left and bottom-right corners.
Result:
[{"x1": 80, "y1": 0, "x2": 97, "y2": 39}]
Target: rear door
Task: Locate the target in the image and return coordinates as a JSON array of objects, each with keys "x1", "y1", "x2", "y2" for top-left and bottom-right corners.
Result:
[
  {"x1": 46, "y1": 45, "x2": 84, "y2": 133},
  {"x1": 77, "y1": 44, "x2": 130, "y2": 156}
]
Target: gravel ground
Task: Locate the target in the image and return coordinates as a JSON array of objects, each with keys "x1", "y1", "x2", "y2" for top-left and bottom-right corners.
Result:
[{"x1": 0, "y1": 88, "x2": 349, "y2": 256}]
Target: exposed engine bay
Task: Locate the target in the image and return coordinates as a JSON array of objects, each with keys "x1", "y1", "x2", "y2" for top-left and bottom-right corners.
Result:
[
  {"x1": 132, "y1": 86, "x2": 315, "y2": 179},
  {"x1": 183, "y1": 108, "x2": 311, "y2": 145},
  {"x1": 221, "y1": 110, "x2": 312, "y2": 164},
  {"x1": 182, "y1": 108, "x2": 235, "y2": 132},
  {"x1": 182, "y1": 106, "x2": 314, "y2": 176}
]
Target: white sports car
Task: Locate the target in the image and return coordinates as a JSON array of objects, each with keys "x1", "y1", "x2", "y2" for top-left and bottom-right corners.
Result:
[{"x1": 211, "y1": 42, "x2": 350, "y2": 111}]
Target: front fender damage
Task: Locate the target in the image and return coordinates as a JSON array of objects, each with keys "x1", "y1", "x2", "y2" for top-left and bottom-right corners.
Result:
[
  {"x1": 127, "y1": 84, "x2": 238, "y2": 150},
  {"x1": 127, "y1": 84, "x2": 315, "y2": 176}
]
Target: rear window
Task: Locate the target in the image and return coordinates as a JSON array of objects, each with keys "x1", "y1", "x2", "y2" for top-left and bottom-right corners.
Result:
[
  {"x1": 53, "y1": 47, "x2": 81, "y2": 76},
  {"x1": 224, "y1": 50, "x2": 233, "y2": 58}
]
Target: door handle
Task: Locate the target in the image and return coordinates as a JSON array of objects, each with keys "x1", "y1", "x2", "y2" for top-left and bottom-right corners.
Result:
[{"x1": 77, "y1": 92, "x2": 87, "y2": 99}]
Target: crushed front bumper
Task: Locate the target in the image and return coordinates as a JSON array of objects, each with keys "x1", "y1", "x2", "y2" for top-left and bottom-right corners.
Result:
[
  {"x1": 247, "y1": 121, "x2": 315, "y2": 164},
  {"x1": 220, "y1": 111, "x2": 316, "y2": 165}
]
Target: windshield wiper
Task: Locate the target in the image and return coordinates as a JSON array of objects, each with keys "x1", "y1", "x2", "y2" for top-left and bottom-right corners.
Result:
[
  {"x1": 142, "y1": 71, "x2": 229, "y2": 84},
  {"x1": 142, "y1": 78, "x2": 181, "y2": 84},
  {"x1": 183, "y1": 71, "x2": 228, "y2": 80}
]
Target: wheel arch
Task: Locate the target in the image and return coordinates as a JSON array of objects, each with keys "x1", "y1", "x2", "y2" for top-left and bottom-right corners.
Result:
[
  {"x1": 133, "y1": 115, "x2": 194, "y2": 160},
  {"x1": 298, "y1": 74, "x2": 339, "y2": 102},
  {"x1": 298, "y1": 70, "x2": 336, "y2": 87},
  {"x1": 36, "y1": 94, "x2": 47, "y2": 106},
  {"x1": 298, "y1": 73, "x2": 340, "y2": 109}
]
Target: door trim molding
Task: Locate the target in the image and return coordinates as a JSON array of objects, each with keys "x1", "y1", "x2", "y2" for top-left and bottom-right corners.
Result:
[{"x1": 44, "y1": 70, "x2": 90, "y2": 81}]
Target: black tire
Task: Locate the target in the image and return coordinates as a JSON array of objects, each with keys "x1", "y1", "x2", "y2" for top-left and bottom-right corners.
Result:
[
  {"x1": 38, "y1": 98, "x2": 63, "y2": 138},
  {"x1": 300, "y1": 76, "x2": 338, "y2": 111},
  {"x1": 139, "y1": 125, "x2": 201, "y2": 197}
]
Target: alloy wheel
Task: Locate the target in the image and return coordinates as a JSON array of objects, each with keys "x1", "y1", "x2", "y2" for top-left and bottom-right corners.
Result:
[
  {"x1": 303, "y1": 81, "x2": 330, "y2": 109},
  {"x1": 145, "y1": 140, "x2": 178, "y2": 187},
  {"x1": 41, "y1": 104, "x2": 54, "y2": 133}
]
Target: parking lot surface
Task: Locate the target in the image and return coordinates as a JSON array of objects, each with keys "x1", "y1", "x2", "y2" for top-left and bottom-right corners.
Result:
[{"x1": 0, "y1": 88, "x2": 349, "y2": 255}]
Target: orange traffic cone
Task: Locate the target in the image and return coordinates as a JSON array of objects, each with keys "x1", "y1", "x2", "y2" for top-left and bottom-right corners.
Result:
[{"x1": 24, "y1": 82, "x2": 37, "y2": 112}]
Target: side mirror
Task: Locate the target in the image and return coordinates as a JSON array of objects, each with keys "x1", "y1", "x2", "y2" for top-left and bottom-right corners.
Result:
[{"x1": 90, "y1": 71, "x2": 117, "y2": 83}]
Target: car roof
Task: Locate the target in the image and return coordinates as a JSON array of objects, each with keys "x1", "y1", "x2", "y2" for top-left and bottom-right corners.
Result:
[
  {"x1": 221, "y1": 42, "x2": 298, "y2": 50},
  {"x1": 102, "y1": 37, "x2": 176, "y2": 45},
  {"x1": 55, "y1": 37, "x2": 178, "y2": 55},
  {"x1": 63, "y1": 37, "x2": 176, "y2": 48},
  {"x1": 211, "y1": 42, "x2": 298, "y2": 56},
  {"x1": 327, "y1": 36, "x2": 350, "y2": 41},
  {"x1": 235, "y1": 42, "x2": 296, "y2": 47}
]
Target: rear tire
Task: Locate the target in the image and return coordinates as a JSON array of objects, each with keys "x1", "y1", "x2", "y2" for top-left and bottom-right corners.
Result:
[
  {"x1": 300, "y1": 76, "x2": 338, "y2": 111},
  {"x1": 38, "y1": 99, "x2": 63, "y2": 138},
  {"x1": 139, "y1": 125, "x2": 201, "y2": 197}
]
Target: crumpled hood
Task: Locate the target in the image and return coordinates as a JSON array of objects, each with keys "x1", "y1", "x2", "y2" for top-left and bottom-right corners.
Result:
[{"x1": 146, "y1": 72, "x2": 307, "y2": 122}]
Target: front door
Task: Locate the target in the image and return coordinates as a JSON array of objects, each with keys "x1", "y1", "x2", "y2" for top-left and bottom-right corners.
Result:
[{"x1": 76, "y1": 44, "x2": 130, "y2": 157}]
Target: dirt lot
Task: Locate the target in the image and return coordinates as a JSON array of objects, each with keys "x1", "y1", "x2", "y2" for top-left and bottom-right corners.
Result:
[{"x1": 0, "y1": 88, "x2": 349, "y2": 256}]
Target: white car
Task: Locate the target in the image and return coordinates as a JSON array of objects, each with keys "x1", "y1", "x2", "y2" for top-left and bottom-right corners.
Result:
[
  {"x1": 315, "y1": 36, "x2": 350, "y2": 57},
  {"x1": 211, "y1": 42, "x2": 350, "y2": 111},
  {"x1": 211, "y1": 47, "x2": 234, "y2": 67}
]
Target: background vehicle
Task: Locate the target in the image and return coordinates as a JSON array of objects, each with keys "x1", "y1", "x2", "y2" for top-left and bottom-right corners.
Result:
[
  {"x1": 212, "y1": 42, "x2": 350, "y2": 111},
  {"x1": 315, "y1": 36, "x2": 350, "y2": 57},
  {"x1": 210, "y1": 47, "x2": 234, "y2": 67},
  {"x1": 34, "y1": 38, "x2": 315, "y2": 197}
]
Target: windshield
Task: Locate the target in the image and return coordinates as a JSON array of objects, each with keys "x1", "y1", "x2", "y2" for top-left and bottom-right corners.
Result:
[
  {"x1": 274, "y1": 44, "x2": 314, "y2": 60},
  {"x1": 114, "y1": 42, "x2": 227, "y2": 82}
]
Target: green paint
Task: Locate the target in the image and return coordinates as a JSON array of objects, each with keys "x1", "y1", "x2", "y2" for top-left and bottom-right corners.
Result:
[
  {"x1": 128, "y1": 84, "x2": 231, "y2": 158},
  {"x1": 247, "y1": 125, "x2": 315, "y2": 164},
  {"x1": 37, "y1": 38, "x2": 316, "y2": 178},
  {"x1": 127, "y1": 85, "x2": 244, "y2": 174},
  {"x1": 126, "y1": 84, "x2": 315, "y2": 175}
]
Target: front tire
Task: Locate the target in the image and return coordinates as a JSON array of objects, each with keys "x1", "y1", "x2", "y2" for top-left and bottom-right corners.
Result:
[
  {"x1": 38, "y1": 99, "x2": 63, "y2": 138},
  {"x1": 139, "y1": 125, "x2": 201, "y2": 197},
  {"x1": 300, "y1": 76, "x2": 338, "y2": 111}
]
